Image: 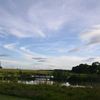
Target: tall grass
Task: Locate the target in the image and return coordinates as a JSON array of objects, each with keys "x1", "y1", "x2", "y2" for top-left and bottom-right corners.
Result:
[
  {"x1": 0, "y1": 82, "x2": 100, "y2": 100},
  {"x1": 0, "y1": 94, "x2": 30, "y2": 100}
]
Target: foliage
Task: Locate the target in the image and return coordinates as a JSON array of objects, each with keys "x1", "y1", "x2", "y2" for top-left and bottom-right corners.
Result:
[
  {"x1": 53, "y1": 69, "x2": 67, "y2": 82},
  {"x1": 0, "y1": 82, "x2": 100, "y2": 100},
  {"x1": 0, "y1": 94, "x2": 30, "y2": 100},
  {"x1": 72, "y1": 62, "x2": 100, "y2": 74}
]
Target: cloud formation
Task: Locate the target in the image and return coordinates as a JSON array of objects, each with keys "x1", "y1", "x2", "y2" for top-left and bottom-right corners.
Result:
[
  {"x1": 69, "y1": 24, "x2": 100, "y2": 53},
  {"x1": 0, "y1": 0, "x2": 70, "y2": 38},
  {"x1": 0, "y1": 54, "x2": 9, "y2": 57},
  {"x1": 1, "y1": 0, "x2": 100, "y2": 69},
  {"x1": 0, "y1": 0, "x2": 100, "y2": 38},
  {"x1": 81, "y1": 25, "x2": 100, "y2": 45}
]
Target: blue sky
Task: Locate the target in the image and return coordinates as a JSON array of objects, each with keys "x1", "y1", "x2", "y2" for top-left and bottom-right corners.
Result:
[{"x1": 0, "y1": 0, "x2": 100, "y2": 69}]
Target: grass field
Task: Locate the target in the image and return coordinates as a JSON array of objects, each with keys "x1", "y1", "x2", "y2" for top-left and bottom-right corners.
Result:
[
  {"x1": 0, "y1": 82, "x2": 100, "y2": 100},
  {"x1": 0, "y1": 69, "x2": 100, "y2": 100},
  {"x1": 0, "y1": 94, "x2": 30, "y2": 100},
  {"x1": 0, "y1": 68, "x2": 53, "y2": 75}
]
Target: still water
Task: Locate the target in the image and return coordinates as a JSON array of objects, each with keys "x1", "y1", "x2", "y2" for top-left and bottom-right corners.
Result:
[{"x1": 18, "y1": 78, "x2": 98, "y2": 88}]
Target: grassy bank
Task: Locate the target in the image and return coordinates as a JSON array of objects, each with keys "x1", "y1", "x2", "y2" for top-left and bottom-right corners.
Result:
[
  {"x1": 0, "y1": 94, "x2": 30, "y2": 100},
  {"x1": 0, "y1": 82, "x2": 100, "y2": 100}
]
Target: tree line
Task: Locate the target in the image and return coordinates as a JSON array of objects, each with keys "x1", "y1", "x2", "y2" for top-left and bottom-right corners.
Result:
[{"x1": 72, "y1": 62, "x2": 100, "y2": 74}]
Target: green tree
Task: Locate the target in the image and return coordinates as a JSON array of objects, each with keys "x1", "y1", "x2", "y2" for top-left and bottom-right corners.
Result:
[{"x1": 53, "y1": 69, "x2": 67, "y2": 82}]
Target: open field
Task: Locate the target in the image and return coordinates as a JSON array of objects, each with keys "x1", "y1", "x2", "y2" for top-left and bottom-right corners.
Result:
[
  {"x1": 0, "y1": 69, "x2": 100, "y2": 100},
  {"x1": 0, "y1": 68, "x2": 100, "y2": 84},
  {"x1": 0, "y1": 68, "x2": 53, "y2": 75}
]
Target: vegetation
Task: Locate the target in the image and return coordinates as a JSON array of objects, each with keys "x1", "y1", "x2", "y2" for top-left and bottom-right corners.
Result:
[
  {"x1": 0, "y1": 69, "x2": 52, "y2": 75},
  {"x1": 0, "y1": 62, "x2": 100, "y2": 99},
  {"x1": 72, "y1": 62, "x2": 100, "y2": 74},
  {"x1": 0, "y1": 62, "x2": 100, "y2": 84},
  {"x1": 53, "y1": 69, "x2": 69, "y2": 82},
  {"x1": 0, "y1": 61, "x2": 2, "y2": 69},
  {"x1": 0, "y1": 82, "x2": 100, "y2": 100},
  {"x1": 0, "y1": 69, "x2": 53, "y2": 82},
  {"x1": 0, "y1": 94, "x2": 30, "y2": 100}
]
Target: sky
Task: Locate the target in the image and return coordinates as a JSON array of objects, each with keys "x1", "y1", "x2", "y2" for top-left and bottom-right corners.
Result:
[{"x1": 0, "y1": 0, "x2": 100, "y2": 69}]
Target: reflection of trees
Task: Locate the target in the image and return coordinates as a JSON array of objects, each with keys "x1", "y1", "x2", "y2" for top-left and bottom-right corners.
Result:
[
  {"x1": 3, "y1": 72, "x2": 18, "y2": 82},
  {"x1": 19, "y1": 70, "x2": 35, "y2": 81},
  {"x1": 53, "y1": 69, "x2": 67, "y2": 82}
]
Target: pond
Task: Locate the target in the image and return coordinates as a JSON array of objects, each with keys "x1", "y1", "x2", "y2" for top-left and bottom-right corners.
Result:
[
  {"x1": 1, "y1": 75, "x2": 100, "y2": 88},
  {"x1": 18, "y1": 78, "x2": 100, "y2": 88}
]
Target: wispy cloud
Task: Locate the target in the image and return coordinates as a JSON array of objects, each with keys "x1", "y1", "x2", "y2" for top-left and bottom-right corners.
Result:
[
  {"x1": 3, "y1": 43, "x2": 45, "y2": 61},
  {"x1": 32, "y1": 57, "x2": 47, "y2": 62},
  {"x1": 68, "y1": 47, "x2": 82, "y2": 53},
  {"x1": 3, "y1": 43, "x2": 18, "y2": 51},
  {"x1": 0, "y1": 54, "x2": 9, "y2": 57},
  {"x1": 40, "y1": 56, "x2": 84, "y2": 69},
  {"x1": 1, "y1": 0, "x2": 100, "y2": 69},
  {"x1": 0, "y1": 0, "x2": 70, "y2": 38},
  {"x1": 83, "y1": 57, "x2": 100, "y2": 64},
  {"x1": 1, "y1": 0, "x2": 100, "y2": 38},
  {"x1": 2, "y1": 42, "x2": 85, "y2": 69},
  {"x1": 69, "y1": 24, "x2": 100, "y2": 53},
  {"x1": 83, "y1": 57, "x2": 95, "y2": 62},
  {"x1": 80, "y1": 25, "x2": 100, "y2": 45}
]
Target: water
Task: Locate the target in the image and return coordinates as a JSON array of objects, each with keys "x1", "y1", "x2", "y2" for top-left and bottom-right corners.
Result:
[
  {"x1": 18, "y1": 80, "x2": 54, "y2": 85},
  {"x1": 1, "y1": 76, "x2": 100, "y2": 88},
  {"x1": 18, "y1": 79, "x2": 100, "y2": 88},
  {"x1": 18, "y1": 79, "x2": 87, "y2": 87}
]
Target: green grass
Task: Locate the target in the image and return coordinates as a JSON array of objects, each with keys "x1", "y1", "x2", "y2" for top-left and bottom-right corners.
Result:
[
  {"x1": 0, "y1": 69, "x2": 100, "y2": 100},
  {"x1": 0, "y1": 82, "x2": 100, "y2": 100},
  {"x1": 0, "y1": 94, "x2": 30, "y2": 100},
  {"x1": 0, "y1": 69, "x2": 53, "y2": 75}
]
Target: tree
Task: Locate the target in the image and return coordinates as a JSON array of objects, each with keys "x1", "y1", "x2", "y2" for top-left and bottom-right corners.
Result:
[
  {"x1": 90, "y1": 62, "x2": 100, "y2": 73},
  {"x1": 53, "y1": 69, "x2": 67, "y2": 82},
  {"x1": 72, "y1": 62, "x2": 100, "y2": 74},
  {"x1": 0, "y1": 61, "x2": 2, "y2": 69},
  {"x1": 72, "y1": 64, "x2": 90, "y2": 73}
]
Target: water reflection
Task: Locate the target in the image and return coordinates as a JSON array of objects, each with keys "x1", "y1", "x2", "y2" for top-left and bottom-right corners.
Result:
[
  {"x1": 18, "y1": 79, "x2": 100, "y2": 88},
  {"x1": 18, "y1": 80, "x2": 54, "y2": 85},
  {"x1": 18, "y1": 79, "x2": 85, "y2": 87},
  {"x1": 1, "y1": 77, "x2": 100, "y2": 88}
]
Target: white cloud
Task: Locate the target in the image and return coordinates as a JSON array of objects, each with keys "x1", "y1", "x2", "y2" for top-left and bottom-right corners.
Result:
[
  {"x1": 1, "y1": 0, "x2": 100, "y2": 69},
  {"x1": 3, "y1": 43, "x2": 18, "y2": 51},
  {"x1": 0, "y1": 0, "x2": 100, "y2": 39},
  {"x1": 0, "y1": 5, "x2": 46, "y2": 38},
  {"x1": 28, "y1": 0, "x2": 67, "y2": 30},
  {"x1": 2, "y1": 43, "x2": 86, "y2": 69},
  {"x1": 83, "y1": 57, "x2": 100, "y2": 64},
  {"x1": 81, "y1": 26, "x2": 100, "y2": 41},
  {"x1": 2, "y1": 42, "x2": 99, "y2": 69},
  {"x1": 2, "y1": 55, "x2": 100, "y2": 69},
  {"x1": 36, "y1": 56, "x2": 84, "y2": 69},
  {"x1": 0, "y1": 58, "x2": 34, "y2": 69},
  {"x1": 3, "y1": 43, "x2": 45, "y2": 62},
  {"x1": 20, "y1": 47, "x2": 33, "y2": 54},
  {"x1": 0, "y1": 0, "x2": 88, "y2": 38},
  {"x1": 80, "y1": 25, "x2": 100, "y2": 45},
  {"x1": 69, "y1": 24, "x2": 100, "y2": 53}
]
